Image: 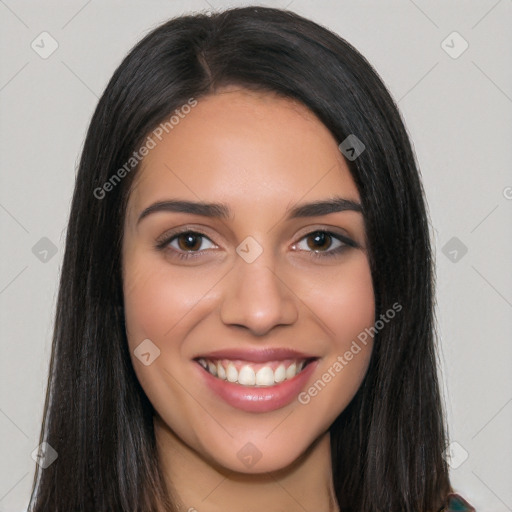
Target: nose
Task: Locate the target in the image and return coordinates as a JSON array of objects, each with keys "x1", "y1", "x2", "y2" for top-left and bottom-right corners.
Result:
[{"x1": 219, "y1": 252, "x2": 298, "y2": 336}]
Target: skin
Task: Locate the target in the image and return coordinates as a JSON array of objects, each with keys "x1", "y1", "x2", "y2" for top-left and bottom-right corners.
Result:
[{"x1": 122, "y1": 86, "x2": 375, "y2": 512}]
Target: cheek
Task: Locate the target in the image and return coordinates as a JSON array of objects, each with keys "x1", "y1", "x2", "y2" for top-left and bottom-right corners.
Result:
[
  {"x1": 293, "y1": 253, "x2": 375, "y2": 417},
  {"x1": 301, "y1": 253, "x2": 375, "y2": 344},
  {"x1": 123, "y1": 255, "x2": 217, "y2": 345},
  {"x1": 122, "y1": 255, "x2": 217, "y2": 427}
]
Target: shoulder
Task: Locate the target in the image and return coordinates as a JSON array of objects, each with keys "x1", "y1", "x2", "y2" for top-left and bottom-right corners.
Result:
[{"x1": 440, "y1": 493, "x2": 475, "y2": 511}]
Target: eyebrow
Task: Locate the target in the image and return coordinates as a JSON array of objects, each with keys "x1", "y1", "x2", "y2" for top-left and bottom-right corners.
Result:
[{"x1": 137, "y1": 196, "x2": 363, "y2": 225}]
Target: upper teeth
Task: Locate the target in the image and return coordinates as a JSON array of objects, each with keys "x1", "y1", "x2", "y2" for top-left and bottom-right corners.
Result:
[{"x1": 197, "y1": 358, "x2": 308, "y2": 387}]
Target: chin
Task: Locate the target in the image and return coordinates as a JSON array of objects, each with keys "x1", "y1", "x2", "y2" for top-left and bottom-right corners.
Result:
[{"x1": 199, "y1": 427, "x2": 325, "y2": 475}]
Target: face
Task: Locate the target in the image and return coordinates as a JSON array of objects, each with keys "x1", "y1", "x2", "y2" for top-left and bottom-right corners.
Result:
[{"x1": 122, "y1": 86, "x2": 375, "y2": 473}]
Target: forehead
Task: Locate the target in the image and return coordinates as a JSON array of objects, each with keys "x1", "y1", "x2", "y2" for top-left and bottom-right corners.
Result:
[{"x1": 126, "y1": 87, "x2": 360, "y2": 220}]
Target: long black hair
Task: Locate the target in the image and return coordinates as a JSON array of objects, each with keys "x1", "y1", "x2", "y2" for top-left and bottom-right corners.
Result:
[{"x1": 28, "y1": 6, "x2": 451, "y2": 511}]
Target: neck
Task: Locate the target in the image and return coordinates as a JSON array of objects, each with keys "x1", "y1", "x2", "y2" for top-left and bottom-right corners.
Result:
[{"x1": 154, "y1": 414, "x2": 339, "y2": 512}]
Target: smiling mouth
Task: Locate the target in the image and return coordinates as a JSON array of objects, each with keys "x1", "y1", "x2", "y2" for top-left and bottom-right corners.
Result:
[{"x1": 194, "y1": 357, "x2": 317, "y2": 387}]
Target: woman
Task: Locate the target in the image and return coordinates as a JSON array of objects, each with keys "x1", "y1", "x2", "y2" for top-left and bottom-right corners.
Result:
[{"x1": 27, "y1": 6, "x2": 474, "y2": 511}]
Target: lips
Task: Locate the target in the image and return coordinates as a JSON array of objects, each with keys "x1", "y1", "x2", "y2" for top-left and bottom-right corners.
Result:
[
  {"x1": 192, "y1": 347, "x2": 320, "y2": 412},
  {"x1": 194, "y1": 347, "x2": 317, "y2": 363}
]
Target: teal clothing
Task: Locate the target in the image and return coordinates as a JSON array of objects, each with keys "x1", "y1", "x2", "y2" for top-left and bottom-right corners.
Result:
[{"x1": 442, "y1": 493, "x2": 475, "y2": 511}]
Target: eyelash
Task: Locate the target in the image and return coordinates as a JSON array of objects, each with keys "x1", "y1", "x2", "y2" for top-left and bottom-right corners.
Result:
[{"x1": 156, "y1": 228, "x2": 358, "y2": 261}]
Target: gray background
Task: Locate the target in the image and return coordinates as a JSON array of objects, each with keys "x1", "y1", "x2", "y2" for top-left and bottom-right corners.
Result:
[{"x1": 1, "y1": 1, "x2": 511, "y2": 510}]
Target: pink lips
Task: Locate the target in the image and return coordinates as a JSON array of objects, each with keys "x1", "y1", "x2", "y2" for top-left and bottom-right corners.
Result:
[
  {"x1": 193, "y1": 348, "x2": 319, "y2": 413},
  {"x1": 194, "y1": 347, "x2": 317, "y2": 363}
]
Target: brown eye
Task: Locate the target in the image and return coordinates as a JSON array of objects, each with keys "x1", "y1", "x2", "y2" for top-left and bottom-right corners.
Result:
[
  {"x1": 306, "y1": 231, "x2": 333, "y2": 251},
  {"x1": 163, "y1": 231, "x2": 216, "y2": 254},
  {"x1": 292, "y1": 230, "x2": 356, "y2": 259},
  {"x1": 176, "y1": 233, "x2": 203, "y2": 251}
]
